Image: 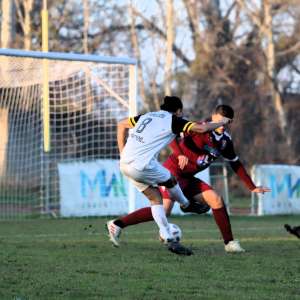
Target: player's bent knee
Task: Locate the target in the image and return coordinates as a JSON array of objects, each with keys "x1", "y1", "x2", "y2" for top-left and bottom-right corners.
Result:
[
  {"x1": 203, "y1": 190, "x2": 224, "y2": 209},
  {"x1": 213, "y1": 195, "x2": 224, "y2": 209},
  {"x1": 158, "y1": 176, "x2": 177, "y2": 188}
]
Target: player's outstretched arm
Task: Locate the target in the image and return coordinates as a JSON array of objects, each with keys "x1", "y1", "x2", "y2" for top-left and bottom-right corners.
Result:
[
  {"x1": 190, "y1": 117, "x2": 231, "y2": 133},
  {"x1": 229, "y1": 160, "x2": 271, "y2": 193},
  {"x1": 117, "y1": 118, "x2": 133, "y2": 153}
]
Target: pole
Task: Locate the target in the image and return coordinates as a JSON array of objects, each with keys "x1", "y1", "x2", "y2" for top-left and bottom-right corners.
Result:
[
  {"x1": 41, "y1": 0, "x2": 50, "y2": 215},
  {"x1": 42, "y1": 0, "x2": 50, "y2": 152},
  {"x1": 222, "y1": 163, "x2": 230, "y2": 214}
]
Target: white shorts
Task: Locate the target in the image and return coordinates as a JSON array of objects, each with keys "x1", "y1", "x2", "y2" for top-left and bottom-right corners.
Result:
[{"x1": 120, "y1": 159, "x2": 171, "y2": 192}]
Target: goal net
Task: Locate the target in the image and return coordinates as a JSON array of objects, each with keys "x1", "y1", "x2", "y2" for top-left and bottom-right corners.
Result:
[{"x1": 0, "y1": 49, "x2": 136, "y2": 219}]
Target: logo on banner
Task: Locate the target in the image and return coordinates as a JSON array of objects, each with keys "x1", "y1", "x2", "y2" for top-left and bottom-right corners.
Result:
[
  {"x1": 80, "y1": 170, "x2": 127, "y2": 198},
  {"x1": 269, "y1": 174, "x2": 300, "y2": 199}
]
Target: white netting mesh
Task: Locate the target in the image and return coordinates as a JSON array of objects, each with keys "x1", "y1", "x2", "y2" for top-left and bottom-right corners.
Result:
[{"x1": 0, "y1": 54, "x2": 132, "y2": 219}]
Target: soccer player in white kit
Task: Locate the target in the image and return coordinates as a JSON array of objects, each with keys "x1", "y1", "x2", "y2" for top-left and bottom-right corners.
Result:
[{"x1": 107, "y1": 96, "x2": 231, "y2": 255}]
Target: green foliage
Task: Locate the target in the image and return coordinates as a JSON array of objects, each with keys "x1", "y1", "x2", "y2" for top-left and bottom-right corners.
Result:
[{"x1": 0, "y1": 216, "x2": 299, "y2": 299}]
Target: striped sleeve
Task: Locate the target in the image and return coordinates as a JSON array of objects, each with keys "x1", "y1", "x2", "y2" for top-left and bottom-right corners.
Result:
[
  {"x1": 171, "y1": 115, "x2": 196, "y2": 134},
  {"x1": 128, "y1": 115, "x2": 141, "y2": 127},
  {"x1": 182, "y1": 121, "x2": 195, "y2": 133}
]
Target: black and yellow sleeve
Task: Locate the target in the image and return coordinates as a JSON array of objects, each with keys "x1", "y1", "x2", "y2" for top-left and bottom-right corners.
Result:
[
  {"x1": 182, "y1": 121, "x2": 195, "y2": 133},
  {"x1": 172, "y1": 115, "x2": 196, "y2": 134},
  {"x1": 128, "y1": 115, "x2": 141, "y2": 127}
]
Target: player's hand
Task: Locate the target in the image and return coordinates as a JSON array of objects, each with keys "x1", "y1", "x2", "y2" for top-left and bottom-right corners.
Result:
[
  {"x1": 252, "y1": 186, "x2": 271, "y2": 194},
  {"x1": 177, "y1": 155, "x2": 189, "y2": 170}
]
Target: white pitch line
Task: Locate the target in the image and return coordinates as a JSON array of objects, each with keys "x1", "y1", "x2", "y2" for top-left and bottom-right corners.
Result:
[{"x1": 0, "y1": 226, "x2": 286, "y2": 239}]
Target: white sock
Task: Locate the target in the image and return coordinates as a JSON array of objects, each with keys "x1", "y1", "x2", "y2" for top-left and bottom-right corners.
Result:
[
  {"x1": 167, "y1": 184, "x2": 189, "y2": 207},
  {"x1": 151, "y1": 204, "x2": 172, "y2": 241}
]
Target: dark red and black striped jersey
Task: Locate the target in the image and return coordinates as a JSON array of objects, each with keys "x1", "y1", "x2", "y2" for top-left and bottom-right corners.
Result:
[
  {"x1": 170, "y1": 128, "x2": 238, "y2": 173},
  {"x1": 168, "y1": 121, "x2": 256, "y2": 190}
]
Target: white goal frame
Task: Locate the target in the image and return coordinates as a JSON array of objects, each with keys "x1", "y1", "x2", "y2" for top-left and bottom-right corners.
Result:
[{"x1": 0, "y1": 48, "x2": 137, "y2": 219}]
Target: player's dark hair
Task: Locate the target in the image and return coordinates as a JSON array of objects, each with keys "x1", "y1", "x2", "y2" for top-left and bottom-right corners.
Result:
[
  {"x1": 214, "y1": 104, "x2": 234, "y2": 119},
  {"x1": 160, "y1": 96, "x2": 183, "y2": 113}
]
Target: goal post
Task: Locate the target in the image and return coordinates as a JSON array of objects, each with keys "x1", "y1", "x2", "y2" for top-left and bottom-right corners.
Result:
[{"x1": 0, "y1": 48, "x2": 137, "y2": 219}]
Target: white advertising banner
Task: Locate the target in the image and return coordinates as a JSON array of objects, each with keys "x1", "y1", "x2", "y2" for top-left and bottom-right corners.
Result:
[
  {"x1": 58, "y1": 160, "x2": 129, "y2": 217},
  {"x1": 252, "y1": 164, "x2": 300, "y2": 215}
]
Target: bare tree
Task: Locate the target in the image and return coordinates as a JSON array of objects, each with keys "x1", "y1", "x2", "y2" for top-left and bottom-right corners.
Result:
[
  {"x1": 131, "y1": 6, "x2": 190, "y2": 67},
  {"x1": 82, "y1": 0, "x2": 89, "y2": 54},
  {"x1": 1, "y1": 0, "x2": 299, "y2": 167},
  {"x1": 128, "y1": 1, "x2": 147, "y2": 108},
  {"x1": 1, "y1": 0, "x2": 15, "y2": 48},
  {"x1": 14, "y1": 0, "x2": 34, "y2": 50},
  {"x1": 164, "y1": 0, "x2": 174, "y2": 95},
  {"x1": 183, "y1": 0, "x2": 202, "y2": 49},
  {"x1": 236, "y1": 0, "x2": 296, "y2": 147},
  {"x1": 263, "y1": 0, "x2": 290, "y2": 144}
]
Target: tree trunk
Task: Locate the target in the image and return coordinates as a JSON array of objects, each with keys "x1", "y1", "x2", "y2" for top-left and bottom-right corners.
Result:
[
  {"x1": 83, "y1": 0, "x2": 89, "y2": 54},
  {"x1": 14, "y1": 0, "x2": 34, "y2": 50},
  {"x1": 24, "y1": 0, "x2": 34, "y2": 50},
  {"x1": 263, "y1": 0, "x2": 290, "y2": 145},
  {"x1": 1, "y1": 0, "x2": 14, "y2": 48},
  {"x1": 164, "y1": 0, "x2": 174, "y2": 96},
  {"x1": 129, "y1": 2, "x2": 147, "y2": 108}
]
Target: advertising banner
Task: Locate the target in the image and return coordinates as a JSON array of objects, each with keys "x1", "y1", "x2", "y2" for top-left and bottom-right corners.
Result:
[
  {"x1": 252, "y1": 164, "x2": 300, "y2": 215},
  {"x1": 58, "y1": 159, "x2": 211, "y2": 217},
  {"x1": 58, "y1": 160, "x2": 129, "y2": 216}
]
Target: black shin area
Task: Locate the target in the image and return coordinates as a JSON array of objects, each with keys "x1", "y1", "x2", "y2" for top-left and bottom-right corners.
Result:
[
  {"x1": 114, "y1": 220, "x2": 125, "y2": 228},
  {"x1": 158, "y1": 176, "x2": 177, "y2": 188}
]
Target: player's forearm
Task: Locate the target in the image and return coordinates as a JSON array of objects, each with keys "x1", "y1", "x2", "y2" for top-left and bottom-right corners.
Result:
[
  {"x1": 230, "y1": 160, "x2": 256, "y2": 191},
  {"x1": 117, "y1": 128, "x2": 126, "y2": 153},
  {"x1": 117, "y1": 119, "x2": 130, "y2": 153},
  {"x1": 191, "y1": 121, "x2": 228, "y2": 133}
]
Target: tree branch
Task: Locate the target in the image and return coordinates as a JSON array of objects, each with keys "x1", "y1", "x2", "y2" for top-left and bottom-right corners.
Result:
[
  {"x1": 132, "y1": 7, "x2": 191, "y2": 67},
  {"x1": 276, "y1": 41, "x2": 300, "y2": 57},
  {"x1": 290, "y1": 62, "x2": 300, "y2": 75},
  {"x1": 14, "y1": 0, "x2": 25, "y2": 29}
]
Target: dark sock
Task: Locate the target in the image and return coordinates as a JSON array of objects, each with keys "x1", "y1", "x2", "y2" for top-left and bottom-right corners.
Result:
[
  {"x1": 114, "y1": 207, "x2": 153, "y2": 229},
  {"x1": 212, "y1": 206, "x2": 234, "y2": 244}
]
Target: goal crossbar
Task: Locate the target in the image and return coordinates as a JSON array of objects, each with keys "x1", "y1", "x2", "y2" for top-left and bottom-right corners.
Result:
[{"x1": 0, "y1": 48, "x2": 137, "y2": 65}]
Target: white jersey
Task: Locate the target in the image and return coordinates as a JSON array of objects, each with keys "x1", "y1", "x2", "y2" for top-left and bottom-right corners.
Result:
[{"x1": 120, "y1": 110, "x2": 195, "y2": 170}]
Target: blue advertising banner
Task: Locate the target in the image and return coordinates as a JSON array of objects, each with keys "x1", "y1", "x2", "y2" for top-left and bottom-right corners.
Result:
[
  {"x1": 253, "y1": 164, "x2": 300, "y2": 215},
  {"x1": 58, "y1": 160, "x2": 129, "y2": 216}
]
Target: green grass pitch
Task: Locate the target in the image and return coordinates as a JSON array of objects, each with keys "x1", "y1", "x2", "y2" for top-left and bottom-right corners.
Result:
[{"x1": 0, "y1": 215, "x2": 299, "y2": 299}]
